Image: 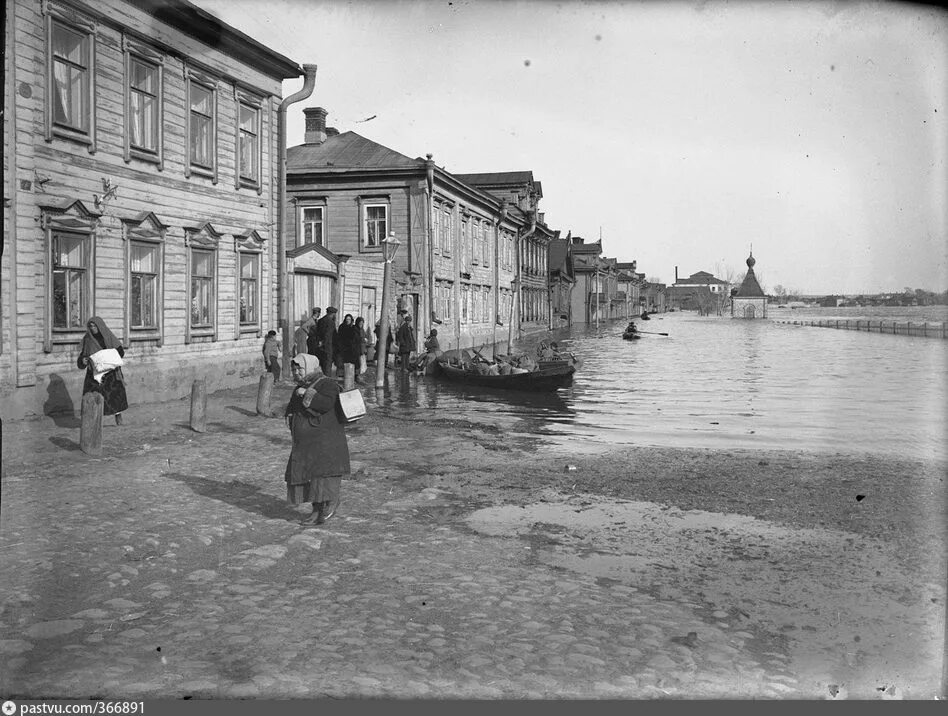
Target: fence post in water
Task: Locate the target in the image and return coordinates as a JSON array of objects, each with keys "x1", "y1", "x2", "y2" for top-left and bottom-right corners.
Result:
[
  {"x1": 79, "y1": 391, "x2": 103, "y2": 456},
  {"x1": 190, "y1": 378, "x2": 207, "y2": 433},
  {"x1": 256, "y1": 373, "x2": 274, "y2": 416}
]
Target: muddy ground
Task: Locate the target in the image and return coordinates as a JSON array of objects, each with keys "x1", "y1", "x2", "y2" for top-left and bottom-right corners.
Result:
[
  {"x1": 2, "y1": 382, "x2": 946, "y2": 699},
  {"x1": 383, "y1": 409, "x2": 947, "y2": 698}
]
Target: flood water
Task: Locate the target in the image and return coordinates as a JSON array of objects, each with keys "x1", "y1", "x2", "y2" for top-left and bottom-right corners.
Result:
[{"x1": 367, "y1": 310, "x2": 947, "y2": 461}]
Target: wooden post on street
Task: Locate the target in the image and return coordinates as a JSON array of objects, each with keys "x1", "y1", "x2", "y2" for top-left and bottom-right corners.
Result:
[
  {"x1": 256, "y1": 373, "x2": 274, "y2": 416},
  {"x1": 190, "y1": 378, "x2": 207, "y2": 432},
  {"x1": 79, "y1": 392, "x2": 103, "y2": 456},
  {"x1": 343, "y1": 363, "x2": 355, "y2": 390}
]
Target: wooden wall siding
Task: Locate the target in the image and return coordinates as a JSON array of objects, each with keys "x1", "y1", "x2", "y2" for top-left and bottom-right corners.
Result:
[
  {"x1": 1, "y1": 0, "x2": 293, "y2": 415},
  {"x1": 340, "y1": 259, "x2": 384, "y2": 322}
]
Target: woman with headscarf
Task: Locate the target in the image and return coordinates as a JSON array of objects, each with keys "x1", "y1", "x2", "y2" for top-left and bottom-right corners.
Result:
[
  {"x1": 284, "y1": 354, "x2": 350, "y2": 525},
  {"x1": 77, "y1": 316, "x2": 128, "y2": 425}
]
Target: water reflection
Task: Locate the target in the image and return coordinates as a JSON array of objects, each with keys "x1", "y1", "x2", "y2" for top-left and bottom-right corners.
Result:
[{"x1": 364, "y1": 312, "x2": 947, "y2": 461}]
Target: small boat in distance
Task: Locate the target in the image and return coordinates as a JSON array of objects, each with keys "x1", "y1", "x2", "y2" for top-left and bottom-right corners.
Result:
[{"x1": 622, "y1": 331, "x2": 642, "y2": 340}]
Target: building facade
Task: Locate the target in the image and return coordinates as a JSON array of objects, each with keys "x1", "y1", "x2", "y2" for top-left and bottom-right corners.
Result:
[
  {"x1": 2, "y1": 0, "x2": 303, "y2": 418},
  {"x1": 285, "y1": 110, "x2": 528, "y2": 356}
]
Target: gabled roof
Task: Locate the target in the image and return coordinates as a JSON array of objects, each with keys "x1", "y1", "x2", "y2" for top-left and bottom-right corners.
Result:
[
  {"x1": 736, "y1": 268, "x2": 766, "y2": 298},
  {"x1": 287, "y1": 132, "x2": 421, "y2": 172}
]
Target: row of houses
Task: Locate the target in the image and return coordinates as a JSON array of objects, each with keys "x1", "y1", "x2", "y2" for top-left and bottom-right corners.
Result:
[{"x1": 1, "y1": 0, "x2": 655, "y2": 420}]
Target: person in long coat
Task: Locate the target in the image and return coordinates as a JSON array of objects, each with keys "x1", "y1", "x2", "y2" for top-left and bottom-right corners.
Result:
[
  {"x1": 395, "y1": 313, "x2": 416, "y2": 369},
  {"x1": 293, "y1": 317, "x2": 315, "y2": 357},
  {"x1": 78, "y1": 316, "x2": 129, "y2": 425},
  {"x1": 313, "y1": 307, "x2": 337, "y2": 376},
  {"x1": 335, "y1": 314, "x2": 362, "y2": 373},
  {"x1": 284, "y1": 354, "x2": 350, "y2": 525}
]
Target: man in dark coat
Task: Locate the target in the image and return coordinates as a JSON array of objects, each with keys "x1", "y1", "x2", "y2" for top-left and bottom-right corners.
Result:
[
  {"x1": 313, "y1": 306, "x2": 337, "y2": 376},
  {"x1": 395, "y1": 313, "x2": 416, "y2": 370}
]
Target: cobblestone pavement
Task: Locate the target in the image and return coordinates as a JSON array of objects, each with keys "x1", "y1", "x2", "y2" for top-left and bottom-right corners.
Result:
[{"x1": 0, "y1": 381, "x2": 843, "y2": 699}]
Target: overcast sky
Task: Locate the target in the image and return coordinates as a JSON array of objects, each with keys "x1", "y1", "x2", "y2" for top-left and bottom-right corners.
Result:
[{"x1": 199, "y1": 0, "x2": 947, "y2": 295}]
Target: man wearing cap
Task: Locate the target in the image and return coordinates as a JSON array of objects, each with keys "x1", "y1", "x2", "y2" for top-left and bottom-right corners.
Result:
[{"x1": 314, "y1": 306, "x2": 337, "y2": 376}]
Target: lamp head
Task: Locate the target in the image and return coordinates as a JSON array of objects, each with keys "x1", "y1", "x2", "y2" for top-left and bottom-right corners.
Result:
[{"x1": 382, "y1": 231, "x2": 401, "y2": 261}]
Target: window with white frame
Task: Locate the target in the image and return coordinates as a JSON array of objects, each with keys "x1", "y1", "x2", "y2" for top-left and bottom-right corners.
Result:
[
  {"x1": 51, "y1": 231, "x2": 91, "y2": 330},
  {"x1": 129, "y1": 241, "x2": 159, "y2": 329},
  {"x1": 300, "y1": 206, "x2": 324, "y2": 246},
  {"x1": 190, "y1": 248, "x2": 215, "y2": 329},
  {"x1": 481, "y1": 221, "x2": 490, "y2": 266},
  {"x1": 237, "y1": 101, "x2": 259, "y2": 185},
  {"x1": 364, "y1": 204, "x2": 387, "y2": 248},
  {"x1": 460, "y1": 283, "x2": 469, "y2": 323},
  {"x1": 128, "y1": 56, "x2": 159, "y2": 155},
  {"x1": 50, "y1": 18, "x2": 93, "y2": 140},
  {"x1": 238, "y1": 252, "x2": 259, "y2": 325}
]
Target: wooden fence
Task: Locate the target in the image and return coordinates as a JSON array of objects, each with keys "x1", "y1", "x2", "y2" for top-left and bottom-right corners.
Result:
[{"x1": 775, "y1": 319, "x2": 948, "y2": 338}]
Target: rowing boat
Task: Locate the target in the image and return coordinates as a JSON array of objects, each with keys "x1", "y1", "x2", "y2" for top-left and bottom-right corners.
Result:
[
  {"x1": 434, "y1": 358, "x2": 575, "y2": 392},
  {"x1": 622, "y1": 332, "x2": 642, "y2": 341}
]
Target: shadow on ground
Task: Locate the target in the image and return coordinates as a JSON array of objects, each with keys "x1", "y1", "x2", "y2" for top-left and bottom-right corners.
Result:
[{"x1": 162, "y1": 471, "x2": 296, "y2": 521}]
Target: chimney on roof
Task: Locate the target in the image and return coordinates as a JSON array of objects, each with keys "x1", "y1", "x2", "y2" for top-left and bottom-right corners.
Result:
[
  {"x1": 675, "y1": 266, "x2": 678, "y2": 282},
  {"x1": 538, "y1": 212, "x2": 545, "y2": 224},
  {"x1": 571, "y1": 236, "x2": 584, "y2": 245},
  {"x1": 303, "y1": 107, "x2": 328, "y2": 145}
]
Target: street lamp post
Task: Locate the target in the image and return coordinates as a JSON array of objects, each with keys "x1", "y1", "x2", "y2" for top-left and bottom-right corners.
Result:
[{"x1": 375, "y1": 232, "x2": 400, "y2": 389}]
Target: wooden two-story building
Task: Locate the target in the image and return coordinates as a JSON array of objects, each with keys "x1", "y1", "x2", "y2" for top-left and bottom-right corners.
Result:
[
  {"x1": 284, "y1": 108, "x2": 540, "y2": 356},
  {"x1": 2, "y1": 0, "x2": 305, "y2": 418}
]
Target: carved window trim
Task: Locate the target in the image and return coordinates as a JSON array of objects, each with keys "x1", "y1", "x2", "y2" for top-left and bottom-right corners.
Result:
[
  {"x1": 122, "y1": 213, "x2": 167, "y2": 346},
  {"x1": 40, "y1": 200, "x2": 101, "y2": 352},
  {"x1": 234, "y1": 230, "x2": 265, "y2": 338},
  {"x1": 185, "y1": 223, "x2": 222, "y2": 343}
]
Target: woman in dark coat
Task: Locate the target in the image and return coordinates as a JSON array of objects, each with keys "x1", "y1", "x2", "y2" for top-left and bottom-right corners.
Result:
[
  {"x1": 284, "y1": 354, "x2": 350, "y2": 525},
  {"x1": 335, "y1": 313, "x2": 362, "y2": 371},
  {"x1": 77, "y1": 316, "x2": 128, "y2": 425}
]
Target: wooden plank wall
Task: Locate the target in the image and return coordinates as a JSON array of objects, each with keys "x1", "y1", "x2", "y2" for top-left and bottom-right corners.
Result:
[{"x1": 2, "y1": 0, "x2": 295, "y2": 416}]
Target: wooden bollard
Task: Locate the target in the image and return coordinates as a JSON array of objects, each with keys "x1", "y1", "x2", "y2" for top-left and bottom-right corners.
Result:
[
  {"x1": 80, "y1": 391, "x2": 104, "y2": 456},
  {"x1": 189, "y1": 378, "x2": 207, "y2": 433},
  {"x1": 343, "y1": 363, "x2": 355, "y2": 391},
  {"x1": 256, "y1": 372, "x2": 274, "y2": 416}
]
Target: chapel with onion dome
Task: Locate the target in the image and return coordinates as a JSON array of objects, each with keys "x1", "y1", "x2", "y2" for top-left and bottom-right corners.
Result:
[{"x1": 731, "y1": 250, "x2": 768, "y2": 319}]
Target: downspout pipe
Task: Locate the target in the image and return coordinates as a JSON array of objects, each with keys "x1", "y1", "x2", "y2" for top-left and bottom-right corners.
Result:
[
  {"x1": 277, "y1": 64, "x2": 318, "y2": 374},
  {"x1": 424, "y1": 154, "x2": 435, "y2": 348}
]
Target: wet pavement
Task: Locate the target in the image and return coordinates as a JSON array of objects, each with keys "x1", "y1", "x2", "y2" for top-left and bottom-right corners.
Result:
[{"x1": 0, "y1": 379, "x2": 909, "y2": 699}]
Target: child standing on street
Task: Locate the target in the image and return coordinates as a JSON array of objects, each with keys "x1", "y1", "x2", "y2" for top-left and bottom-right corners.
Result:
[{"x1": 263, "y1": 330, "x2": 282, "y2": 382}]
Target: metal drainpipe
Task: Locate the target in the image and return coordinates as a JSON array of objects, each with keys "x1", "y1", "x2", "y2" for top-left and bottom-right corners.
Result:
[
  {"x1": 276, "y1": 64, "x2": 317, "y2": 374},
  {"x1": 516, "y1": 211, "x2": 537, "y2": 345},
  {"x1": 424, "y1": 154, "x2": 435, "y2": 351}
]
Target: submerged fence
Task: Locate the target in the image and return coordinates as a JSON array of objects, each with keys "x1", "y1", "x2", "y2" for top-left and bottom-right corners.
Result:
[{"x1": 775, "y1": 319, "x2": 948, "y2": 338}]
